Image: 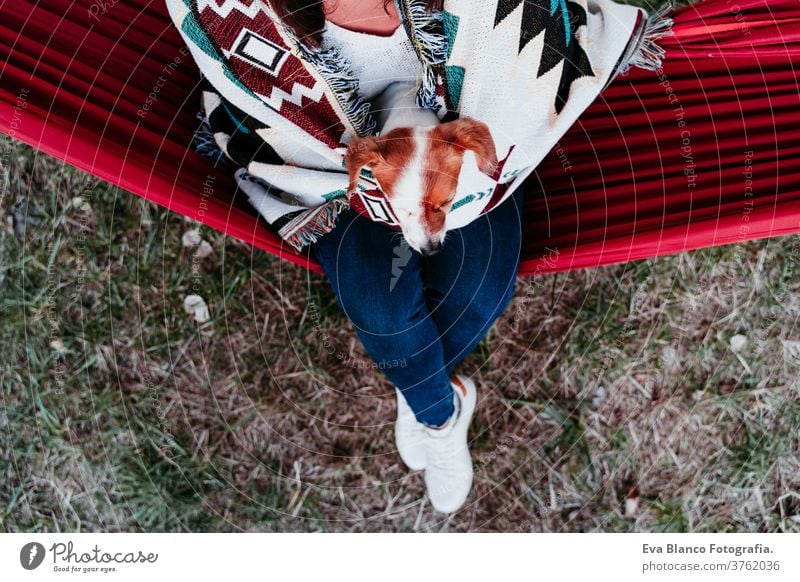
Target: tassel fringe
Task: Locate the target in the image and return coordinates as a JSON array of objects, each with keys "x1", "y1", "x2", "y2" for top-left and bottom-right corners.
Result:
[
  {"x1": 281, "y1": 197, "x2": 350, "y2": 250},
  {"x1": 619, "y1": 1, "x2": 675, "y2": 74},
  {"x1": 286, "y1": 31, "x2": 376, "y2": 138},
  {"x1": 396, "y1": 0, "x2": 448, "y2": 111}
]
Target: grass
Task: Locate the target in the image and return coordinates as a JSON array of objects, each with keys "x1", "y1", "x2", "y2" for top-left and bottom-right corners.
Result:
[
  {"x1": 3, "y1": 137, "x2": 798, "y2": 533},
  {"x1": 2, "y1": 0, "x2": 800, "y2": 532}
]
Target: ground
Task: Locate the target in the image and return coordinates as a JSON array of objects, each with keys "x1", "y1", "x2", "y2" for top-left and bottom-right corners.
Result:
[{"x1": 2, "y1": 0, "x2": 799, "y2": 532}]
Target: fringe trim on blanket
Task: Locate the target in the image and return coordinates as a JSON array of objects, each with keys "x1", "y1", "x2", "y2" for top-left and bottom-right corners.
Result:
[
  {"x1": 617, "y1": 1, "x2": 674, "y2": 74},
  {"x1": 193, "y1": 112, "x2": 228, "y2": 165},
  {"x1": 286, "y1": 30, "x2": 377, "y2": 138},
  {"x1": 395, "y1": 0, "x2": 448, "y2": 111},
  {"x1": 279, "y1": 197, "x2": 351, "y2": 250}
]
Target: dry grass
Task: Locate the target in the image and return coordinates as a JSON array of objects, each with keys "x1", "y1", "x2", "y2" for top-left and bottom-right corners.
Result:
[{"x1": 2, "y1": 136, "x2": 799, "y2": 532}]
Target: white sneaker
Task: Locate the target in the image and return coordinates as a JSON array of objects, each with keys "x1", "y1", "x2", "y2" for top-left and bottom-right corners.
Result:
[
  {"x1": 394, "y1": 388, "x2": 428, "y2": 471},
  {"x1": 423, "y1": 375, "x2": 477, "y2": 513}
]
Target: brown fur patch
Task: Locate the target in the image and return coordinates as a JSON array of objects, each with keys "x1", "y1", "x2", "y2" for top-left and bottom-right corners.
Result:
[
  {"x1": 345, "y1": 128, "x2": 416, "y2": 198},
  {"x1": 420, "y1": 118, "x2": 498, "y2": 233},
  {"x1": 421, "y1": 137, "x2": 461, "y2": 233}
]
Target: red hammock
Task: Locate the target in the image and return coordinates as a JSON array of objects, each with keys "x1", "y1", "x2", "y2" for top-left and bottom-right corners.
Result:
[{"x1": 1, "y1": 0, "x2": 798, "y2": 275}]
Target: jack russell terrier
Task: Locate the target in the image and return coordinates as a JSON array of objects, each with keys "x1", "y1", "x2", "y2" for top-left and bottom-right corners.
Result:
[{"x1": 345, "y1": 81, "x2": 498, "y2": 256}]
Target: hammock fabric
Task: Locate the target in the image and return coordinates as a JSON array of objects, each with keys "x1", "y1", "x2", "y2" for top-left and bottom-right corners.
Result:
[{"x1": 1, "y1": 0, "x2": 799, "y2": 276}]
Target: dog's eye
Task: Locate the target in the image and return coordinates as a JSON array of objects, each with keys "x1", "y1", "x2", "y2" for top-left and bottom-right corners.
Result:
[{"x1": 435, "y1": 202, "x2": 452, "y2": 212}]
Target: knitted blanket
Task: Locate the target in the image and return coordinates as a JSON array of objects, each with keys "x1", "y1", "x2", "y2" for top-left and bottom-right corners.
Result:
[{"x1": 166, "y1": 0, "x2": 672, "y2": 250}]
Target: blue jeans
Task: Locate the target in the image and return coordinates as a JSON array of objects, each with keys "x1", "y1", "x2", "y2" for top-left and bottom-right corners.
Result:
[{"x1": 311, "y1": 187, "x2": 524, "y2": 426}]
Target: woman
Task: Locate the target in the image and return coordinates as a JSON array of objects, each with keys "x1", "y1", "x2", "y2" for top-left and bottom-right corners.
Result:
[
  {"x1": 279, "y1": 0, "x2": 523, "y2": 514},
  {"x1": 167, "y1": 0, "x2": 659, "y2": 512}
]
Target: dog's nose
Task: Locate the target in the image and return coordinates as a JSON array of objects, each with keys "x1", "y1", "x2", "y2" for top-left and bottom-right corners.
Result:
[{"x1": 420, "y1": 241, "x2": 443, "y2": 256}]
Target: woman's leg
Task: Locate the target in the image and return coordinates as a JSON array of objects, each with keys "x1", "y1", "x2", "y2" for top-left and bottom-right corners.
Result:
[
  {"x1": 421, "y1": 186, "x2": 525, "y2": 375},
  {"x1": 311, "y1": 208, "x2": 455, "y2": 427}
]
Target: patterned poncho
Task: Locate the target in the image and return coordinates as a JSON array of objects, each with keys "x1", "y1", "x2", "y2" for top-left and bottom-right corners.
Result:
[{"x1": 165, "y1": 0, "x2": 672, "y2": 249}]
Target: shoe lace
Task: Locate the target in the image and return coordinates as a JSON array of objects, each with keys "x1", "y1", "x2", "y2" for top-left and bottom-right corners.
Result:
[{"x1": 427, "y1": 436, "x2": 460, "y2": 472}]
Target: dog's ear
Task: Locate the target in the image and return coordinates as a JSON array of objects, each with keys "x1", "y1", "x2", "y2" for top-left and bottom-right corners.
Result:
[
  {"x1": 345, "y1": 136, "x2": 384, "y2": 198},
  {"x1": 440, "y1": 118, "x2": 498, "y2": 177}
]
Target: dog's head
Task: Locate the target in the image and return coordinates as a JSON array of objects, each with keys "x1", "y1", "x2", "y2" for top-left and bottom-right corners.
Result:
[{"x1": 345, "y1": 117, "x2": 497, "y2": 256}]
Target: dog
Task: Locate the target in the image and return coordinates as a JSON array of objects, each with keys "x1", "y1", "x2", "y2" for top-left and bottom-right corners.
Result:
[{"x1": 345, "y1": 82, "x2": 498, "y2": 256}]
